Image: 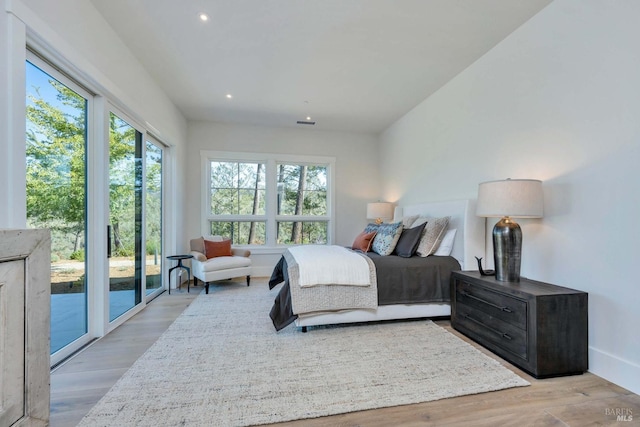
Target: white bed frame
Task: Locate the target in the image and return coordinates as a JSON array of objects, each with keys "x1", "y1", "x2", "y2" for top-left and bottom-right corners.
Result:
[{"x1": 294, "y1": 199, "x2": 485, "y2": 329}]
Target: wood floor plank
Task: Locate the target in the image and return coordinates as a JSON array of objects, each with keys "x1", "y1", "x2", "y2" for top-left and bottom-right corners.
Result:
[
  {"x1": 545, "y1": 394, "x2": 640, "y2": 426},
  {"x1": 50, "y1": 279, "x2": 638, "y2": 427},
  {"x1": 51, "y1": 367, "x2": 130, "y2": 393}
]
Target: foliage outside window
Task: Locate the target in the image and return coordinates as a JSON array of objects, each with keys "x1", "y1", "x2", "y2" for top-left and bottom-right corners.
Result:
[
  {"x1": 210, "y1": 221, "x2": 267, "y2": 245},
  {"x1": 277, "y1": 221, "x2": 328, "y2": 245},
  {"x1": 26, "y1": 62, "x2": 88, "y2": 263},
  {"x1": 210, "y1": 162, "x2": 266, "y2": 216},
  {"x1": 276, "y1": 164, "x2": 328, "y2": 245},
  {"x1": 204, "y1": 153, "x2": 334, "y2": 246},
  {"x1": 109, "y1": 113, "x2": 142, "y2": 258},
  {"x1": 209, "y1": 161, "x2": 266, "y2": 244}
]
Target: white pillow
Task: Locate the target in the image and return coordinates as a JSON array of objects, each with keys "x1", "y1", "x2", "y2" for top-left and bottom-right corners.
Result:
[{"x1": 434, "y1": 229, "x2": 457, "y2": 256}]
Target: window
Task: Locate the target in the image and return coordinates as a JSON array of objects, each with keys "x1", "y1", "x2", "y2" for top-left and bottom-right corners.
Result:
[
  {"x1": 209, "y1": 161, "x2": 266, "y2": 244},
  {"x1": 202, "y1": 152, "x2": 335, "y2": 246},
  {"x1": 276, "y1": 164, "x2": 328, "y2": 245}
]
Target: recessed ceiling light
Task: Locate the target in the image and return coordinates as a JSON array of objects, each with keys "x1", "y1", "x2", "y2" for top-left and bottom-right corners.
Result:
[
  {"x1": 199, "y1": 13, "x2": 209, "y2": 22},
  {"x1": 226, "y1": 94, "x2": 233, "y2": 99},
  {"x1": 306, "y1": 116, "x2": 311, "y2": 121}
]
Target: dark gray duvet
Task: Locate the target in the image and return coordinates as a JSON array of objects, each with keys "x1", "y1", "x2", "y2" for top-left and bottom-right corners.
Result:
[{"x1": 268, "y1": 253, "x2": 461, "y2": 331}]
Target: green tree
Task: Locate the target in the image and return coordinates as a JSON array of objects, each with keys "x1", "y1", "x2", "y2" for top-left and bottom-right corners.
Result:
[
  {"x1": 146, "y1": 142, "x2": 162, "y2": 256},
  {"x1": 109, "y1": 113, "x2": 139, "y2": 256},
  {"x1": 277, "y1": 164, "x2": 327, "y2": 244},
  {"x1": 248, "y1": 163, "x2": 263, "y2": 243},
  {"x1": 26, "y1": 81, "x2": 87, "y2": 253},
  {"x1": 26, "y1": 78, "x2": 139, "y2": 259}
]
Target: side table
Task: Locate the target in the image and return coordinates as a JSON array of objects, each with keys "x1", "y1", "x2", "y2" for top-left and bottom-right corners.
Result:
[{"x1": 167, "y1": 254, "x2": 193, "y2": 294}]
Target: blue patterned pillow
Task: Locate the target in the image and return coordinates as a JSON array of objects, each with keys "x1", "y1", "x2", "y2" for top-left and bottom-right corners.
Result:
[
  {"x1": 371, "y1": 221, "x2": 403, "y2": 256},
  {"x1": 364, "y1": 223, "x2": 380, "y2": 234}
]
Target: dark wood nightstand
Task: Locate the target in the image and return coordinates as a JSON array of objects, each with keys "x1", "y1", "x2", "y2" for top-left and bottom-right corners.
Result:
[{"x1": 451, "y1": 271, "x2": 588, "y2": 379}]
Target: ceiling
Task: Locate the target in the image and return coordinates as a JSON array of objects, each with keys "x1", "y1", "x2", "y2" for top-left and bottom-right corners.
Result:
[{"x1": 89, "y1": 0, "x2": 552, "y2": 134}]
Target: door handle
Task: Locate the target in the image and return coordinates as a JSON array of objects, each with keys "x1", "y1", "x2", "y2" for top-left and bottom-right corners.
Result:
[{"x1": 107, "y1": 225, "x2": 112, "y2": 258}]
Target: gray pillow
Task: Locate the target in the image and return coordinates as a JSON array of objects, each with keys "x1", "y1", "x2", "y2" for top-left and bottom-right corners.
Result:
[{"x1": 394, "y1": 222, "x2": 427, "y2": 258}]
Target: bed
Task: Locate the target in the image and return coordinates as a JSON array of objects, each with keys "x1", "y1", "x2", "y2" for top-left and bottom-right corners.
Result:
[{"x1": 269, "y1": 199, "x2": 485, "y2": 331}]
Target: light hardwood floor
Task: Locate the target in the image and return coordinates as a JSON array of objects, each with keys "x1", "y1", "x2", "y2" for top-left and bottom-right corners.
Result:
[{"x1": 50, "y1": 279, "x2": 639, "y2": 427}]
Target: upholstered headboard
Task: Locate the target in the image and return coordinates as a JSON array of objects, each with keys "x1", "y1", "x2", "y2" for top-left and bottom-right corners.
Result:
[{"x1": 394, "y1": 199, "x2": 484, "y2": 270}]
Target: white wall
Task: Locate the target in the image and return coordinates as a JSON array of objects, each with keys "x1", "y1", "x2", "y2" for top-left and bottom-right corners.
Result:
[
  {"x1": 1, "y1": 7, "x2": 27, "y2": 228},
  {"x1": 186, "y1": 121, "x2": 380, "y2": 274},
  {"x1": 379, "y1": 0, "x2": 640, "y2": 394}
]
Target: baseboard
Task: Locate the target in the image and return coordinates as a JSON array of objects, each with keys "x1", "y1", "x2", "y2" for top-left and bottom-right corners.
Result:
[{"x1": 589, "y1": 346, "x2": 640, "y2": 395}]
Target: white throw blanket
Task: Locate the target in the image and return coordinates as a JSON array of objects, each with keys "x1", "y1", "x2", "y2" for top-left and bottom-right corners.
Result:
[{"x1": 288, "y1": 245, "x2": 371, "y2": 287}]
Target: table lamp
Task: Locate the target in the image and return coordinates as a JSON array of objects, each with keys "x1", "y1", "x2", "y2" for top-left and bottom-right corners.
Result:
[
  {"x1": 476, "y1": 179, "x2": 543, "y2": 282},
  {"x1": 366, "y1": 202, "x2": 393, "y2": 225}
]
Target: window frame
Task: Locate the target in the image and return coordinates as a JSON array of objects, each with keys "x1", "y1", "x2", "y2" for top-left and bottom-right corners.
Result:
[{"x1": 201, "y1": 150, "x2": 335, "y2": 251}]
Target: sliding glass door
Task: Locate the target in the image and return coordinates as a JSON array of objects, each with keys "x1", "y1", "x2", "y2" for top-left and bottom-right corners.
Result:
[
  {"x1": 145, "y1": 137, "x2": 164, "y2": 297},
  {"x1": 26, "y1": 53, "x2": 169, "y2": 362},
  {"x1": 108, "y1": 112, "x2": 143, "y2": 321},
  {"x1": 26, "y1": 57, "x2": 91, "y2": 356}
]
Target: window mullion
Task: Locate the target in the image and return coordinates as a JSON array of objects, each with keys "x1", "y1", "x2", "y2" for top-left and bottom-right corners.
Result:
[
  {"x1": 265, "y1": 159, "x2": 278, "y2": 246},
  {"x1": 275, "y1": 215, "x2": 330, "y2": 222},
  {"x1": 208, "y1": 215, "x2": 267, "y2": 221}
]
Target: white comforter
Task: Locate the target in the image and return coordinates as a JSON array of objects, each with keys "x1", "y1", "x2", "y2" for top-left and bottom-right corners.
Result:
[{"x1": 287, "y1": 245, "x2": 371, "y2": 287}]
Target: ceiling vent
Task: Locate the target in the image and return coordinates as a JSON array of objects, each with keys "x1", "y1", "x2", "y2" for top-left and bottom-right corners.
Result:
[{"x1": 296, "y1": 120, "x2": 316, "y2": 125}]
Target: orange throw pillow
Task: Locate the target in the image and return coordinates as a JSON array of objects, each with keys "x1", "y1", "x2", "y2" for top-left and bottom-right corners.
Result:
[
  {"x1": 351, "y1": 230, "x2": 377, "y2": 252},
  {"x1": 204, "y1": 239, "x2": 232, "y2": 259}
]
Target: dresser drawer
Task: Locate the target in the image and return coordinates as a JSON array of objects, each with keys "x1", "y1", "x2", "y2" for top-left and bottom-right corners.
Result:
[
  {"x1": 456, "y1": 302, "x2": 528, "y2": 360},
  {"x1": 456, "y1": 280, "x2": 527, "y2": 330}
]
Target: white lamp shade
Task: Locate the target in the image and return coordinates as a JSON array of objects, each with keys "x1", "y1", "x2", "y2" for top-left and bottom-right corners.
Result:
[
  {"x1": 366, "y1": 202, "x2": 393, "y2": 221},
  {"x1": 476, "y1": 179, "x2": 543, "y2": 218}
]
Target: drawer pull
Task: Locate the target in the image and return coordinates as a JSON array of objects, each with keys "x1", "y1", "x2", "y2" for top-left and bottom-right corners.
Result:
[
  {"x1": 460, "y1": 290, "x2": 513, "y2": 313},
  {"x1": 464, "y1": 314, "x2": 513, "y2": 341}
]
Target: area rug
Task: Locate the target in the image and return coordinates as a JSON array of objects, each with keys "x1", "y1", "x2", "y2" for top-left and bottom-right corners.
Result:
[{"x1": 78, "y1": 282, "x2": 529, "y2": 427}]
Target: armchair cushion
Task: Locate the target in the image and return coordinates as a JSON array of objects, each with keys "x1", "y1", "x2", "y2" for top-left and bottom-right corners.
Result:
[
  {"x1": 199, "y1": 255, "x2": 251, "y2": 272},
  {"x1": 204, "y1": 238, "x2": 232, "y2": 259}
]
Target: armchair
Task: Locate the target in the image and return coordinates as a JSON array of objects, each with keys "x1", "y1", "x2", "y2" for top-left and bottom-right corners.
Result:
[{"x1": 189, "y1": 236, "x2": 252, "y2": 294}]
